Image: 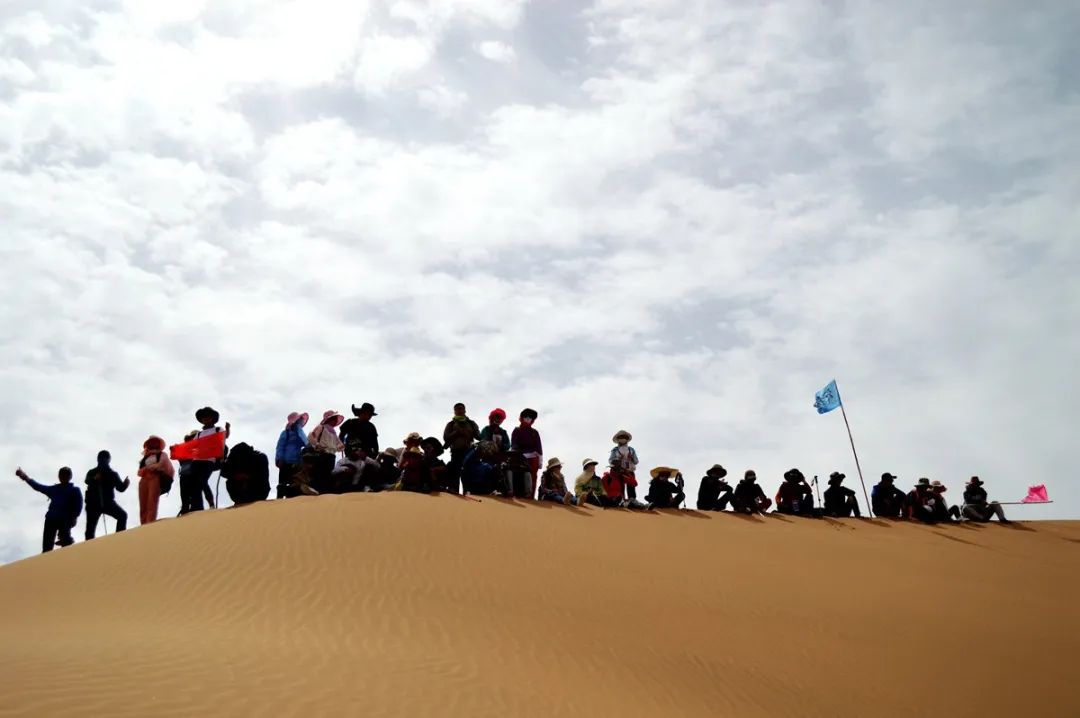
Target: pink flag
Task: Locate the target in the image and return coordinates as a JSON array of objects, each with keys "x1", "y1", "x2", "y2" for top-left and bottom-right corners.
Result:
[{"x1": 1021, "y1": 485, "x2": 1050, "y2": 503}]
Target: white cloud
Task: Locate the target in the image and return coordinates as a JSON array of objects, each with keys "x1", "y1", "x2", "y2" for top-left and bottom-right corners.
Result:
[
  {"x1": 475, "y1": 40, "x2": 516, "y2": 63},
  {"x1": 0, "y1": 0, "x2": 1077, "y2": 561}
]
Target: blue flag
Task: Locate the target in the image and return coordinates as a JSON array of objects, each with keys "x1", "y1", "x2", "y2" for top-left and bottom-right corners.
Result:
[{"x1": 814, "y1": 380, "x2": 841, "y2": 414}]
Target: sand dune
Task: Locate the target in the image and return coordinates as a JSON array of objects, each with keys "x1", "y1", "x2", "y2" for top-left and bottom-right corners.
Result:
[{"x1": 0, "y1": 496, "x2": 1076, "y2": 717}]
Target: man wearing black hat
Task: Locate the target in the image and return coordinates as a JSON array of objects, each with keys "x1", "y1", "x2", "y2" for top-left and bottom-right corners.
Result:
[
  {"x1": 84, "y1": 450, "x2": 130, "y2": 539},
  {"x1": 823, "y1": 471, "x2": 861, "y2": 518},
  {"x1": 871, "y1": 473, "x2": 906, "y2": 518},
  {"x1": 340, "y1": 403, "x2": 379, "y2": 459},
  {"x1": 775, "y1": 468, "x2": 817, "y2": 517},
  {"x1": 697, "y1": 464, "x2": 734, "y2": 511},
  {"x1": 905, "y1": 478, "x2": 937, "y2": 523}
]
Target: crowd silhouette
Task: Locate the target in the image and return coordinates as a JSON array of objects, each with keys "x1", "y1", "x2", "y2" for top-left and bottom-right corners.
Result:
[{"x1": 15, "y1": 402, "x2": 1012, "y2": 554}]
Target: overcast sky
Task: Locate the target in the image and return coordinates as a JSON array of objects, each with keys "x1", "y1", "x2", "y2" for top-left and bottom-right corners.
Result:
[{"x1": 1, "y1": 0, "x2": 1077, "y2": 562}]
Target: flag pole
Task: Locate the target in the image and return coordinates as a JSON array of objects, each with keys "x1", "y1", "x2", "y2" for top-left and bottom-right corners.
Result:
[{"x1": 835, "y1": 385, "x2": 871, "y2": 515}]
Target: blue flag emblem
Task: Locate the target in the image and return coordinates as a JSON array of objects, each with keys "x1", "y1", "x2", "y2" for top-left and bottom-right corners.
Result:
[{"x1": 814, "y1": 380, "x2": 841, "y2": 414}]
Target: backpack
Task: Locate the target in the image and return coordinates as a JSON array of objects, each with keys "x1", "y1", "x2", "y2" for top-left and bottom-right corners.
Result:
[
  {"x1": 139, "y1": 452, "x2": 174, "y2": 495},
  {"x1": 221, "y1": 442, "x2": 270, "y2": 504}
]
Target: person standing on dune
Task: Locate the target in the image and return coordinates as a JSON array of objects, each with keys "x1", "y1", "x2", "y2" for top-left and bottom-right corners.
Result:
[
  {"x1": 308, "y1": 410, "x2": 344, "y2": 493},
  {"x1": 84, "y1": 450, "x2": 129, "y2": 539},
  {"x1": 510, "y1": 409, "x2": 543, "y2": 499},
  {"x1": 443, "y1": 403, "x2": 481, "y2": 493},
  {"x1": 16, "y1": 466, "x2": 83, "y2": 553},
  {"x1": 275, "y1": 412, "x2": 309, "y2": 499},
  {"x1": 137, "y1": 436, "x2": 174, "y2": 525}
]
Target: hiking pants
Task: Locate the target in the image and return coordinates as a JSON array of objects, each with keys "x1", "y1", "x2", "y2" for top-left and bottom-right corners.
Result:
[
  {"x1": 139, "y1": 475, "x2": 160, "y2": 525},
  {"x1": 524, "y1": 456, "x2": 541, "y2": 499},
  {"x1": 182, "y1": 461, "x2": 215, "y2": 513},
  {"x1": 963, "y1": 503, "x2": 1007, "y2": 522},
  {"x1": 43, "y1": 517, "x2": 74, "y2": 553},
  {"x1": 445, "y1": 449, "x2": 469, "y2": 494},
  {"x1": 85, "y1": 501, "x2": 127, "y2": 539},
  {"x1": 700, "y1": 492, "x2": 733, "y2": 511}
]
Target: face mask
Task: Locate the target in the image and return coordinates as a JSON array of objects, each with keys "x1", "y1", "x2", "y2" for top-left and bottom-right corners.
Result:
[
  {"x1": 617, "y1": 439, "x2": 628, "y2": 445},
  {"x1": 522, "y1": 418, "x2": 533, "y2": 425}
]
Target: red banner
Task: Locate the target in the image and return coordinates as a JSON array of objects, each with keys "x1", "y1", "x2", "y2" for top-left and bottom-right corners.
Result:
[{"x1": 170, "y1": 431, "x2": 226, "y2": 461}]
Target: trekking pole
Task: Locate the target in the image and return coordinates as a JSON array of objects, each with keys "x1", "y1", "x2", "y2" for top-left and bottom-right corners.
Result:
[
  {"x1": 98, "y1": 483, "x2": 109, "y2": 535},
  {"x1": 215, "y1": 472, "x2": 221, "y2": 508},
  {"x1": 812, "y1": 476, "x2": 821, "y2": 508}
]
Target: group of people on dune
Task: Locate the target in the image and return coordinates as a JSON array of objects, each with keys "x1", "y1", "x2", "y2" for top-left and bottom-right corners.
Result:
[{"x1": 14, "y1": 402, "x2": 1011, "y2": 554}]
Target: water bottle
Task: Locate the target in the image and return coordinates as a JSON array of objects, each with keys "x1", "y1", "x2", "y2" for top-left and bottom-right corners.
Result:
[{"x1": 793, "y1": 500, "x2": 800, "y2": 513}]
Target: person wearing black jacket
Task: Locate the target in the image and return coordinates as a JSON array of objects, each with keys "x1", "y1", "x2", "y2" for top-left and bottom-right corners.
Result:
[
  {"x1": 733, "y1": 470, "x2": 772, "y2": 513},
  {"x1": 871, "y1": 472, "x2": 906, "y2": 518},
  {"x1": 697, "y1": 464, "x2": 734, "y2": 511},
  {"x1": 339, "y1": 403, "x2": 379, "y2": 458},
  {"x1": 645, "y1": 467, "x2": 685, "y2": 509},
  {"x1": 823, "y1": 471, "x2": 861, "y2": 518},
  {"x1": 962, "y1": 476, "x2": 1011, "y2": 523},
  {"x1": 85, "y1": 450, "x2": 129, "y2": 539}
]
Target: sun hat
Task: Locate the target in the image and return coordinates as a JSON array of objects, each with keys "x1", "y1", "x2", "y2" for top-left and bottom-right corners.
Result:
[
  {"x1": 612, "y1": 430, "x2": 632, "y2": 443},
  {"x1": 650, "y1": 466, "x2": 678, "y2": 479},
  {"x1": 546, "y1": 457, "x2": 562, "y2": 469},
  {"x1": 706, "y1": 464, "x2": 727, "y2": 477}
]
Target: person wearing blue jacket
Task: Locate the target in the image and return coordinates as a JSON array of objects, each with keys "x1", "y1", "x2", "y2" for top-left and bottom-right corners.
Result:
[
  {"x1": 16, "y1": 466, "x2": 84, "y2": 553},
  {"x1": 275, "y1": 411, "x2": 309, "y2": 499}
]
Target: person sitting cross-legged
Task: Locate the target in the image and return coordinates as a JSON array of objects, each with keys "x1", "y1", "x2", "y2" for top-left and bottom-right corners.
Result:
[
  {"x1": 961, "y1": 476, "x2": 1011, "y2": 524},
  {"x1": 823, "y1": 471, "x2": 861, "y2": 518},
  {"x1": 775, "y1": 468, "x2": 817, "y2": 517},
  {"x1": 697, "y1": 464, "x2": 733, "y2": 511},
  {"x1": 645, "y1": 467, "x2": 686, "y2": 510},
  {"x1": 733, "y1": 470, "x2": 771, "y2": 514},
  {"x1": 331, "y1": 441, "x2": 381, "y2": 493}
]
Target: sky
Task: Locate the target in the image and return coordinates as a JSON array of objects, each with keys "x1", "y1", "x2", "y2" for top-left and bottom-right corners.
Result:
[{"x1": 1, "y1": 0, "x2": 1077, "y2": 563}]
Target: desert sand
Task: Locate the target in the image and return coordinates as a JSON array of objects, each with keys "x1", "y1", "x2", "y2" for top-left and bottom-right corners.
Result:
[{"x1": 0, "y1": 495, "x2": 1076, "y2": 717}]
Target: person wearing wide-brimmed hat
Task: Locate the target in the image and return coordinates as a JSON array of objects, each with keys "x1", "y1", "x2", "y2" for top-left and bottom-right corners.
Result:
[
  {"x1": 775, "y1": 468, "x2": 817, "y2": 517},
  {"x1": 823, "y1": 471, "x2": 861, "y2": 518},
  {"x1": 510, "y1": 408, "x2": 543, "y2": 499},
  {"x1": 574, "y1": 458, "x2": 605, "y2": 506},
  {"x1": 275, "y1": 412, "x2": 309, "y2": 499},
  {"x1": 644, "y1": 467, "x2": 685, "y2": 509},
  {"x1": 340, "y1": 403, "x2": 379, "y2": 459},
  {"x1": 137, "y1": 437, "x2": 174, "y2": 525},
  {"x1": 395, "y1": 447, "x2": 431, "y2": 493},
  {"x1": 871, "y1": 472, "x2": 905, "y2": 518},
  {"x1": 928, "y1": 480, "x2": 960, "y2": 522},
  {"x1": 904, "y1": 478, "x2": 937, "y2": 523},
  {"x1": 697, "y1": 464, "x2": 734, "y2": 511},
  {"x1": 370, "y1": 448, "x2": 401, "y2": 492},
  {"x1": 183, "y1": 407, "x2": 231, "y2": 513},
  {"x1": 733, "y1": 470, "x2": 771, "y2": 514},
  {"x1": 308, "y1": 410, "x2": 345, "y2": 493},
  {"x1": 538, "y1": 457, "x2": 575, "y2": 505},
  {"x1": 961, "y1": 476, "x2": 1011, "y2": 524},
  {"x1": 420, "y1": 437, "x2": 450, "y2": 492}
]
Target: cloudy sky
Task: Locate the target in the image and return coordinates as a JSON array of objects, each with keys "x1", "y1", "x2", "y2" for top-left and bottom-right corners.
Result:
[{"x1": 1, "y1": 0, "x2": 1077, "y2": 562}]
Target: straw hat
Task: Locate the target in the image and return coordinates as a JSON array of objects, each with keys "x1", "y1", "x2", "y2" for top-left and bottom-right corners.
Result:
[
  {"x1": 650, "y1": 466, "x2": 678, "y2": 479},
  {"x1": 546, "y1": 457, "x2": 563, "y2": 469},
  {"x1": 582, "y1": 458, "x2": 599, "y2": 469},
  {"x1": 612, "y1": 430, "x2": 632, "y2": 443},
  {"x1": 930, "y1": 480, "x2": 946, "y2": 491},
  {"x1": 403, "y1": 432, "x2": 422, "y2": 444}
]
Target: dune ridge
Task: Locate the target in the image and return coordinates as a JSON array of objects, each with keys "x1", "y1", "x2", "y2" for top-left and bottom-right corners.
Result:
[{"x1": 1, "y1": 495, "x2": 1077, "y2": 717}]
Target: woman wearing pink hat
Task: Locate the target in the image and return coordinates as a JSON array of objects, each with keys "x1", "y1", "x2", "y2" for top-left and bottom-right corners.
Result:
[
  {"x1": 308, "y1": 410, "x2": 345, "y2": 493},
  {"x1": 275, "y1": 411, "x2": 309, "y2": 499}
]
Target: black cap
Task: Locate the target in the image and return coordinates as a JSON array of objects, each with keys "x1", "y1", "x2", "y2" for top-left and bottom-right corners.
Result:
[{"x1": 881, "y1": 472, "x2": 897, "y2": 481}]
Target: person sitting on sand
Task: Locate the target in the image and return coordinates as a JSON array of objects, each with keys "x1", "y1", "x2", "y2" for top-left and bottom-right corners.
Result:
[
  {"x1": 16, "y1": 466, "x2": 83, "y2": 553},
  {"x1": 339, "y1": 403, "x2": 379, "y2": 459},
  {"x1": 733, "y1": 470, "x2": 771, "y2": 514},
  {"x1": 396, "y1": 447, "x2": 430, "y2": 493},
  {"x1": 929, "y1": 480, "x2": 961, "y2": 522},
  {"x1": 823, "y1": 472, "x2": 861, "y2": 518},
  {"x1": 461, "y1": 441, "x2": 504, "y2": 496},
  {"x1": 905, "y1": 478, "x2": 937, "y2": 523},
  {"x1": 137, "y1": 436, "x2": 174, "y2": 525},
  {"x1": 871, "y1": 473, "x2": 906, "y2": 518},
  {"x1": 283, "y1": 446, "x2": 321, "y2": 497},
  {"x1": 538, "y1": 458, "x2": 576, "y2": 504},
  {"x1": 331, "y1": 441, "x2": 380, "y2": 493},
  {"x1": 84, "y1": 450, "x2": 130, "y2": 540},
  {"x1": 275, "y1": 412, "x2": 309, "y2": 500},
  {"x1": 601, "y1": 465, "x2": 641, "y2": 508},
  {"x1": 775, "y1": 468, "x2": 817, "y2": 517},
  {"x1": 221, "y1": 443, "x2": 271, "y2": 504},
  {"x1": 645, "y1": 467, "x2": 686, "y2": 510},
  {"x1": 372, "y1": 449, "x2": 401, "y2": 492},
  {"x1": 962, "y1": 476, "x2": 1011, "y2": 524},
  {"x1": 421, "y1": 437, "x2": 449, "y2": 492},
  {"x1": 574, "y1": 459, "x2": 605, "y2": 506},
  {"x1": 697, "y1": 464, "x2": 733, "y2": 511}
]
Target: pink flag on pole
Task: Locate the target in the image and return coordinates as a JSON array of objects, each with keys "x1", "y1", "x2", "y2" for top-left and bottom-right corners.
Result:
[{"x1": 1021, "y1": 485, "x2": 1050, "y2": 503}]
